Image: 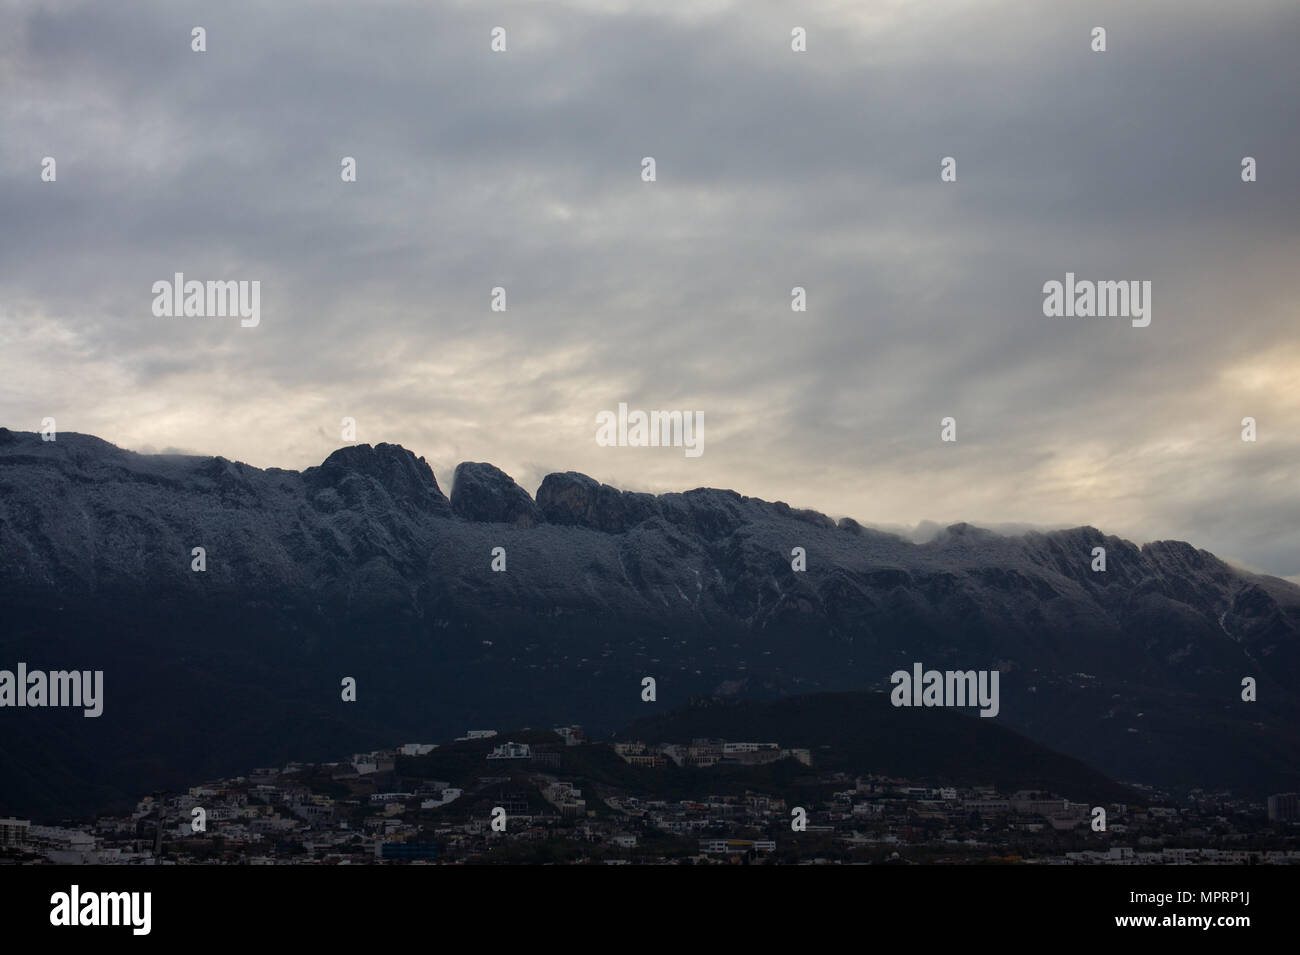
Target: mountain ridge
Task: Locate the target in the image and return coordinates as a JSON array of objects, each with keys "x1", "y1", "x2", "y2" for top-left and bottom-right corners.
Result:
[{"x1": 1, "y1": 428, "x2": 1298, "y2": 817}]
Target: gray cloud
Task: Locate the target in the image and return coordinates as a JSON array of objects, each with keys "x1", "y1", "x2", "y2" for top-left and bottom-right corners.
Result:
[{"x1": 1, "y1": 0, "x2": 1298, "y2": 575}]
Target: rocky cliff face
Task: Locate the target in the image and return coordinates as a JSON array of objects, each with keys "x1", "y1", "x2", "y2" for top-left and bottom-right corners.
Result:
[{"x1": 1, "y1": 428, "x2": 1297, "y2": 817}]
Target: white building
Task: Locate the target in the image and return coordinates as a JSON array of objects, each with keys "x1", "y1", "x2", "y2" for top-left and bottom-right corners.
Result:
[
  {"x1": 0, "y1": 817, "x2": 29, "y2": 849},
  {"x1": 399, "y1": 743, "x2": 438, "y2": 756},
  {"x1": 420, "y1": 788, "x2": 464, "y2": 809},
  {"x1": 487, "y1": 741, "x2": 532, "y2": 760},
  {"x1": 700, "y1": 839, "x2": 777, "y2": 854}
]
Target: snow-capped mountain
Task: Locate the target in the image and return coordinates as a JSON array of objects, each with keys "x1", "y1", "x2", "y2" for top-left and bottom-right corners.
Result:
[{"x1": 2, "y1": 428, "x2": 1297, "y2": 817}]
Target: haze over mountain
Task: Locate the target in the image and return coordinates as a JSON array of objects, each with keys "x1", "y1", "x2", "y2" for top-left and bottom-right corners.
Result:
[{"x1": 1, "y1": 428, "x2": 1298, "y2": 818}]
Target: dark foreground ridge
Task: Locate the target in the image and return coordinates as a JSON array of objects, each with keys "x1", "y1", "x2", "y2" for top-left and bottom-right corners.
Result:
[
  {"x1": 618, "y1": 692, "x2": 1138, "y2": 805},
  {"x1": 1, "y1": 429, "x2": 1298, "y2": 818}
]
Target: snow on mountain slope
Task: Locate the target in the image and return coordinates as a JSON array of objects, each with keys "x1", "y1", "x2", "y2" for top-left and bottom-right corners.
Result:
[{"x1": 1, "y1": 427, "x2": 1297, "y2": 815}]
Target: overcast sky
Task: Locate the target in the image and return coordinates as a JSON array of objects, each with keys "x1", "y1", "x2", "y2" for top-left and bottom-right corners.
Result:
[{"x1": 2, "y1": 0, "x2": 1298, "y2": 577}]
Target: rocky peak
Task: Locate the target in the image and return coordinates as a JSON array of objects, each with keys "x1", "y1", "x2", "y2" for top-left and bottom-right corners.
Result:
[
  {"x1": 450, "y1": 462, "x2": 541, "y2": 527},
  {"x1": 303, "y1": 442, "x2": 450, "y2": 515},
  {"x1": 536, "y1": 471, "x2": 660, "y2": 533}
]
